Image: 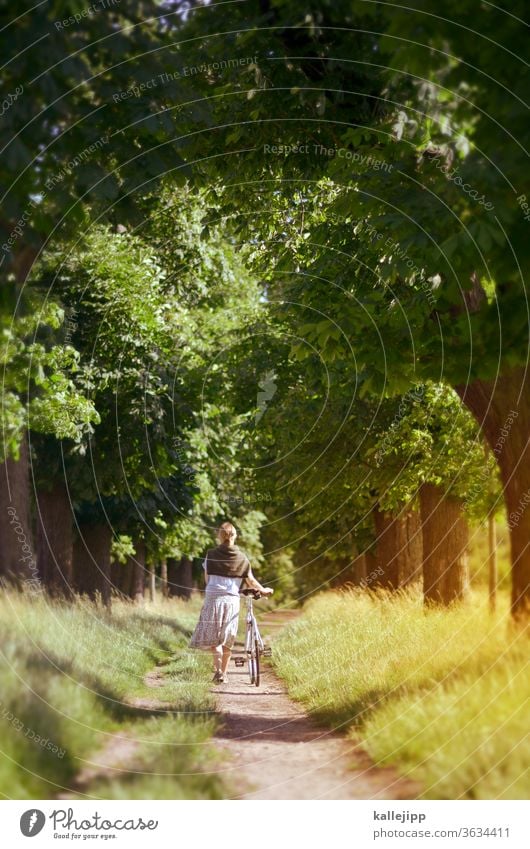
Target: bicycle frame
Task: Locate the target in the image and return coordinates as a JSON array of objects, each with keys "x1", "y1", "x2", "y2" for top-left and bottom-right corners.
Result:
[
  {"x1": 245, "y1": 594, "x2": 264, "y2": 658},
  {"x1": 233, "y1": 591, "x2": 270, "y2": 686}
]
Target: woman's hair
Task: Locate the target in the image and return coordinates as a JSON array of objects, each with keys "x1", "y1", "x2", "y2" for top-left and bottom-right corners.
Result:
[{"x1": 217, "y1": 521, "x2": 237, "y2": 544}]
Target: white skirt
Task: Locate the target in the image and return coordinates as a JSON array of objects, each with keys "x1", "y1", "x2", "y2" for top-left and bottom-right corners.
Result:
[{"x1": 189, "y1": 593, "x2": 240, "y2": 649}]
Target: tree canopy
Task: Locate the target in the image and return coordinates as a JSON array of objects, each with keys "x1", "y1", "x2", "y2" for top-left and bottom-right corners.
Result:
[{"x1": 1, "y1": 0, "x2": 528, "y2": 615}]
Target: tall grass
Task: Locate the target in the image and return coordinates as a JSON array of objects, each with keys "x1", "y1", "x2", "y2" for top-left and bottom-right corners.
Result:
[
  {"x1": 467, "y1": 514, "x2": 511, "y2": 589},
  {"x1": 273, "y1": 588, "x2": 529, "y2": 799},
  {"x1": 0, "y1": 592, "x2": 223, "y2": 799}
]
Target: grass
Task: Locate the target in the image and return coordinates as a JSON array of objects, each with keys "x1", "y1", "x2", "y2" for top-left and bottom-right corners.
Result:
[
  {"x1": 0, "y1": 591, "x2": 224, "y2": 799},
  {"x1": 272, "y1": 588, "x2": 529, "y2": 799},
  {"x1": 467, "y1": 514, "x2": 511, "y2": 589}
]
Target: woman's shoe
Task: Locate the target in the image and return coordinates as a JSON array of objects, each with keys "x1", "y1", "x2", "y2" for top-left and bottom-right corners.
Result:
[{"x1": 212, "y1": 671, "x2": 223, "y2": 683}]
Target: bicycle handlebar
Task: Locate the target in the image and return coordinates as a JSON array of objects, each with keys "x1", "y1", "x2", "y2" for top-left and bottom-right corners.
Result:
[{"x1": 240, "y1": 588, "x2": 262, "y2": 599}]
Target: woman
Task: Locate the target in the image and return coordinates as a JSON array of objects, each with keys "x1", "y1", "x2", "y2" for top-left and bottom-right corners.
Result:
[{"x1": 190, "y1": 521, "x2": 273, "y2": 683}]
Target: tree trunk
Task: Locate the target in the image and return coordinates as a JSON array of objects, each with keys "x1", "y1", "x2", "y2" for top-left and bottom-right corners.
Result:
[
  {"x1": 330, "y1": 558, "x2": 353, "y2": 588},
  {"x1": 167, "y1": 556, "x2": 193, "y2": 599},
  {"x1": 160, "y1": 558, "x2": 168, "y2": 598},
  {"x1": 403, "y1": 510, "x2": 423, "y2": 586},
  {"x1": 167, "y1": 556, "x2": 180, "y2": 597},
  {"x1": 72, "y1": 522, "x2": 112, "y2": 606},
  {"x1": 364, "y1": 549, "x2": 378, "y2": 587},
  {"x1": 488, "y1": 513, "x2": 498, "y2": 614},
  {"x1": 13, "y1": 245, "x2": 40, "y2": 285},
  {"x1": 457, "y1": 367, "x2": 530, "y2": 618},
  {"x1": 131, "y1": 539, "x2": 146, "y2": 603},
  {"x1": 176, "y1": 557, "x2": 193, "y2": 600},
  {"x1": 373, "y1": 508, "x2": 393, "y2": 589},
  {"x1": 110, "y1": 560, "x2": 131, "y2": 597},
  {"x1": 110, "y1": 560, "x2": 121, "y2": 594},
  {"x1": 0, "y1": 435, "x2": 36, "y2": 588},
  {"x1": 119, "y1": 556, "x2": 134, "y2": 598},
  {"x1": 35, "y1": 482, "x2": 73, "y2": 597},
  {"x1": 349, "y1": 549, "x2": 367, "y2": 586},
  {"x1": 419, "y1": 484, "x2": 469, "y2": 605},
  {"x1": 147, "y1": 560, "x2": 156, "y2": 602},
  {"x1": 374, "y1": 506, "x2": 423, "y2": 590}
]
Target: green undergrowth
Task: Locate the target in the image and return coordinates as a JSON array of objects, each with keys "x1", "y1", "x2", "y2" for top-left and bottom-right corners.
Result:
[
  {"x1": 0, "y1": 592, "x2": 222, "y2": 799},
  {"x1": 273, "y1": 588, "x2": 529, "y2": 799}
]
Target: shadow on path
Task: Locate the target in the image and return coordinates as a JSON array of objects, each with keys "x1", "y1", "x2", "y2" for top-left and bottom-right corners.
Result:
[{"x1": 211, "y1": 610, "x2": 419, "y2": 800}]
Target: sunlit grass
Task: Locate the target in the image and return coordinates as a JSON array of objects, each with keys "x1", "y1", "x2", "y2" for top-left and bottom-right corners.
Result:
[
  {"x1": 467, "y1": 514, "x2": 511, "y2": 590},
  {"x1": 0, "y1": 592, "x2": 221, "y2": 799},
  {"x1": 273, "y1": 588, "x2": 529, "y2": 799}
]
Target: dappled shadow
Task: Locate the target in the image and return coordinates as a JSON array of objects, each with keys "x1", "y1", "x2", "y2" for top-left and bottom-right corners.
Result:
[
  {"x1": 11, "y1": 633, "x2": 217, "y2": 801},
  {"x1": 217, "y1": 710, "x2": 345, "y2": 744},
  {"x1": 22, "y1": 648, "x2": 129, "y2": 718},
  {"x1": 124, "y1": 610, "x2": 194, "y2": 640},
  {"x1": 115, "y1": 611, "x2": 195, "y2": 664},
  {"x1": 21, "y1": 640, "x2": 204, "y2": 724},
  {"x1": 303, "y1": 688, "x2": 402, "y2": 732},
  {"x1": 63, "y1": 766, "x2": 225, "y2": 801}
]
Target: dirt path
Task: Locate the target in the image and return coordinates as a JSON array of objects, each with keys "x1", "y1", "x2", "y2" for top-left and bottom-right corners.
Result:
[
  {"x1": 211, "y1": 610, "x2": 418, "y2": 800},
  {"x1": 58, "y1": 609, "x2": 418, "y2": 801}
]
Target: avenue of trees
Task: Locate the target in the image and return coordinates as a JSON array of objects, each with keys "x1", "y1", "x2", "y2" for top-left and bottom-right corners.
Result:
[{"x1": 1, "y1": 1, "x2": 528, "y2": 617}]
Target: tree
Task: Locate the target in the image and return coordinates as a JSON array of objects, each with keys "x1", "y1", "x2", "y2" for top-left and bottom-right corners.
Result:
[
  {"x1": 0, "y1": 0, "x2": 217, "y2": 584},
  {"x1": 236, "y1": 321, "x2": 498, "y2": 604},
  {"x1": 373, "y1": 383, "x2": 501, "y2": 604},
  {"x1": 33, "y1": 186, "x2": 266, "y2": 601},
  {"x1": 1, "y1": 294, "x2": 97, "y2": 586},
  {"x1": 0, "y1": 0, "x2": 198, "y2": 587},
  {"x1": 31, "y1": 226, "x2": 192, "y2": 601},
  {"x1": 173, "y1": 1, "x2": 530, "y2": 616}
]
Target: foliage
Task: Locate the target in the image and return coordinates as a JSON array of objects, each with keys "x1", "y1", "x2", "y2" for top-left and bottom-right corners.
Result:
[
  {"x1": 32, "y1": 227, "x2": 189, "y2": 525},
  {"x1": 370, "y1": 383, "x2": 501, "y2": 518},
  {"x1": 258, "y1": 544, "x2": 297, "y2": 603},
  {"x1": 234, "y1": 509, "x2": 266, "y2": 564},
  {"x1": 1, "y1": 1, "x2": 525, "y2": 597},
  {"x1": 110, "y1": 534, "x2": 135, "y2": 565},
  {"x1": 1, "y1": 290, "x2": 98, "y2": 461},
  {"x1": 0, "y1": 0, "x2": 193, "y2": 271},
  {"x1": 232, "y1": 327, "x2": 500, "y2": 593},
  {"x1": 172, "y1": 1, "x2": 529, "y2": 392}
]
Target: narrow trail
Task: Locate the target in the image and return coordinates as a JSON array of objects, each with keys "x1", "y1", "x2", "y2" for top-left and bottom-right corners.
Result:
[
  {"x1": 211, "y1": 610, "x2": 419, "y2": 801},
  {"x1": 57, "y1": 609, "x2": 418, "y2": 801},
  {"x1": 56, "y1": 668, "x2": 179, "y2": 800}
]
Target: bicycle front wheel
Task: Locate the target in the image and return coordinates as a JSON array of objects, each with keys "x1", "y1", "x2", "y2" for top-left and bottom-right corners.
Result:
[{"x1": 254, "y1": 639, "x2": 260, "y2": 687}]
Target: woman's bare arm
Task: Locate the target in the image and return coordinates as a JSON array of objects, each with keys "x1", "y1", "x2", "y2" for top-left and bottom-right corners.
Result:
[{"x1": 245, "y1": 568, "x2": 273, "y2": 595}]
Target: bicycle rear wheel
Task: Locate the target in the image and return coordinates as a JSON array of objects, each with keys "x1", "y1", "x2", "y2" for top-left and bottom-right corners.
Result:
[
  {"x1": 247, "y1": 651, "x2": 255, "y2": 684},
  {"x1": 254, "y1": 639, "x2": 260, "y2": 687}
]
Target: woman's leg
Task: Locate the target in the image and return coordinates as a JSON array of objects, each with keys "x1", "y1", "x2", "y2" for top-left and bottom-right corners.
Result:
[
  {"x1": 221, "y1": 645, "x2": 231, "y2": 675},
  {"x1": 212, "y1": 645, "x2": 223, "y2": 676}
]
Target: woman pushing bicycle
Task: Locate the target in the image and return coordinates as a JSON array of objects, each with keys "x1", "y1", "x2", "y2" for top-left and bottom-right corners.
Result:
[{"x1": 189, "y1": 522, "x2": 273, "y2": 683}]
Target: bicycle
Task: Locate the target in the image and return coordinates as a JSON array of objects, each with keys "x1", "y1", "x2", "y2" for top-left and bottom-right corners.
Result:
[{"x1": 233, "y1": 589, "x2": 272, "y2": 686}]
